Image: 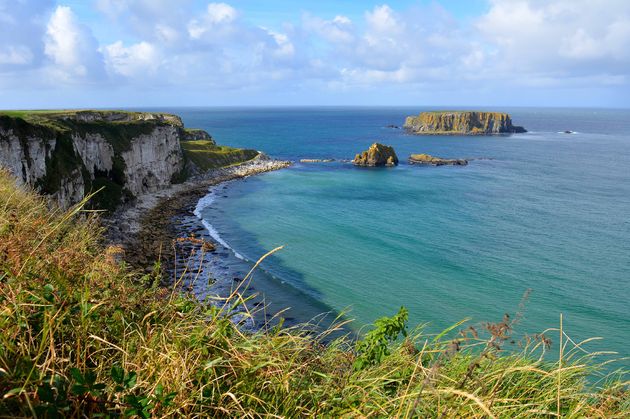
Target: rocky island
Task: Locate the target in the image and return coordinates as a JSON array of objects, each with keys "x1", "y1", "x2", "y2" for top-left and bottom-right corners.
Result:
[
  {"x1": 404, "y1": 111, "x2": 526, "y2": 135},
  {"x1": 353, "y1": 142, "x2": 398, "y2": 167},
  {"x1": 408, "y1": 153, "x2": 468, "y2": 166}
]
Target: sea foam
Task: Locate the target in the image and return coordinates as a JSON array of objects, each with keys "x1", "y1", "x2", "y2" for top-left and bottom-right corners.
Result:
[{"x1": 194, "y1": 185, "x2": 246, "y2": 261}]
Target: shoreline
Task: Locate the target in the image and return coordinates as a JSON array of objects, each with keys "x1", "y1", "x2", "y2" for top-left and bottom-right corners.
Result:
[{"x1": 104, "y1": 154, "x2": 292, "y2": 277}]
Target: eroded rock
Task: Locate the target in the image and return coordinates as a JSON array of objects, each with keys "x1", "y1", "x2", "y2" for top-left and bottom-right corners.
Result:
[{"x1": 353, "y1": 143, "x2": 398, "y2": 167}]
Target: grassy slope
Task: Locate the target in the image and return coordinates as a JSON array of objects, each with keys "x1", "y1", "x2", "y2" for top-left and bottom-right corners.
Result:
[
  {"x1": 0, "y1": 170, "x2": 627, "y2": 417},
  {"x1": 181, "y1": 140, "x2": 259, "y2": 170}
]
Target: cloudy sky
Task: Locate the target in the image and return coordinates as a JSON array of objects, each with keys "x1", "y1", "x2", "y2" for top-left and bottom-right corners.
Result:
[{"x1": 1, "y1": 0, "x2": 629, "y2": 108}]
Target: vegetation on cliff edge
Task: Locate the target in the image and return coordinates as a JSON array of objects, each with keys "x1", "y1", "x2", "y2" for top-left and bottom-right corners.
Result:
[
  {"x1": 181, "y1": 140, "x2": 259, "y2": 170},
  {"x1": 0, "y1": 170, "x2": 628, "y2": 417}
]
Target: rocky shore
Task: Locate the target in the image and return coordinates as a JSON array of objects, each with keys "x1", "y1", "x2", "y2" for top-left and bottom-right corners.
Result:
[{"x1": 104, "y1": 154, "x2": 291, "y2": 280}]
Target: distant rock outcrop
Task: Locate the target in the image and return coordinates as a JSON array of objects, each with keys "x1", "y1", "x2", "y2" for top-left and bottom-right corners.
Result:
[
  {"x1": 353, "y1": 143, "x2": 398, "y2": 167},
  {"x1": 404, "y1": 111, "x2": 526, "y2": 135},
  {"x1": 408, "y1": 153, "x2": 468, "y2": 166}
]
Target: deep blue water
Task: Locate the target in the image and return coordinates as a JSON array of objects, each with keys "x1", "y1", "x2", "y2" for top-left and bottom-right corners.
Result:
[{"x1": 155, "y1": 107, "x2": 630, "y2": 365}]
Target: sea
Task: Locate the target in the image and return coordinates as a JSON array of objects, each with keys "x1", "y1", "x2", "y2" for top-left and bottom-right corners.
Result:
[{"x1": 149, "y1": 107, "x2": 630, "y2": 366}]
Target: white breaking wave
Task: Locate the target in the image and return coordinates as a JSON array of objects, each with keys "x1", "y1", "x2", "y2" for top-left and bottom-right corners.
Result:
[{"x1": 193, "y1": 185, "x2": 246, "y2": 261}]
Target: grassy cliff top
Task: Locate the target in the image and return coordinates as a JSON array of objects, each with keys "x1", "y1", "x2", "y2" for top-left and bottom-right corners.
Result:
[
  {"x1": 0, "y1": 109, "x2": 183, "y2": 132},
  {"x1": 181, "y1": 139, "x2": 259, "y2": 170},
  {"x1": 406, "y1": 111, "x2": 515, "y2": 123}
]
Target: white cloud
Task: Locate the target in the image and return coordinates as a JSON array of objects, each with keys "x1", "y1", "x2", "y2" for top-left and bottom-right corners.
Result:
[
  {"x1": 267, "y1": 30, "x2": 295, "y2": 59},
  {"x1": 561, "y1": 29, "x2": 603, "y2": 60},
  {"x1": 302, "y1": 14, "x2": 354, "y2": 44},
  {"x1": 0, "y1": 46, "x2": 34, "y2": 65},
  {"x1": 478, "y1": 0, "x2": 630, "y2": 74},
  {"x1": 45, "y1": 6, "x2": 83, "y2": 70},
  {"x1": 0, "y1": 0, "x2": 55, "y2": 70},
  {"x1": 103, "y1": 41, "x2": 160, "y2": 78},
  {"x1": 44, "y1": 6, "x2": 104, "y2": 79},
  {"x1": 155, "y1": 24, "x2": 180, "y2": 44},
  {"x1": 95, "y1": 0, "x2": 129, "y2": 19},
  {"x1": 365, "y1": 5, "x2": 402, "y2": 36},
  {"x1": 1, "y1": 0, "x2": 629, "y2": 106},
  {"x1": 188, "y1": 2, "x2": 237, "y2": 39}
]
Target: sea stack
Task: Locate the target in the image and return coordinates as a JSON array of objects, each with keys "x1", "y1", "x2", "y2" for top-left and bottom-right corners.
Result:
[
  {"x1": 404, "y1": 111, "x2": 526, "y2": 135},
  {"x1": 353, "y1": 143, "x2": 398, "y2": 167}
]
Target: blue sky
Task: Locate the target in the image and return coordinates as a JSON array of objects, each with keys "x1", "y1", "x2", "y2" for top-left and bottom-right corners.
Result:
[{"x1": 1, "y1": 0, "x2": 629, "y2": 108}]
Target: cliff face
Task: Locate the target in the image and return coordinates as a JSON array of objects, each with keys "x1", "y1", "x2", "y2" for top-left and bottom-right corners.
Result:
[
  {"x1": 0, "y1": 111, "x2": 190, "y2": 209},
  {"x1": 404, "y1": 111, "x2": 526, "y2": 135}
]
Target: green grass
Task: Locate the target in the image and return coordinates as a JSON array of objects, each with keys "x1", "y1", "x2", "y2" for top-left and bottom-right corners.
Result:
[
  {"x1": 0, "y1": 110, "x2": 182, "y2": 133},
  {"x1": 0, "y1": 170, "x2": 628, "y2": 417},
  {"x1": 184, "y1": 128, "x2": 209, "y2": 134},
  {"x1": 181, "y1": 140, "x2": 259, "y2": 170},
  {"x1": 0, "y1": 110, "x2": 73, "y2": 118}
]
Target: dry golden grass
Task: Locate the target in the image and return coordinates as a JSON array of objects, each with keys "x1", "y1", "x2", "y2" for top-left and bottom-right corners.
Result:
[{"x1": 0, "y1": 169, "x2": 628, "y2": 417}]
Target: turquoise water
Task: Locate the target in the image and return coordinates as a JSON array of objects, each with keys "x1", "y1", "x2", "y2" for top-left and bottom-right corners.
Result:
[{"x1": 165, "y1": 107, "x2": 630, "y2": 361}]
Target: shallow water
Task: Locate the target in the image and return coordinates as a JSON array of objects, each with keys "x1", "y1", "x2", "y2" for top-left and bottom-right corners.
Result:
[{"x1": 151, "y1": 107, "x2": 630, "y2": 364}]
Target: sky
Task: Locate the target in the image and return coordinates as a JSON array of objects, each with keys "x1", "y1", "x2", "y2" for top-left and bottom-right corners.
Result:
[{"x1": 1, "y1": 0, "x2": 629, "y2": 108}]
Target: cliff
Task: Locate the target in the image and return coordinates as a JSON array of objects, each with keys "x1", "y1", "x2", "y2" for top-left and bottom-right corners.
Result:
[
  {"x1": 353, "y1": 143, "x2": 398, "y2": 167},
  {"x1": 0, "y1": 110, "x2": 255, "y2": 209},
  {"x1": 404, "y1": 111, "x2": 526, "y2": 135}
]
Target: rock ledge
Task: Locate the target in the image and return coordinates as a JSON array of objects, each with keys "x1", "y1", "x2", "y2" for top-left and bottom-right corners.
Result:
[{"x1": 408, "y1": 153, "x2": 468, "y2": 166}]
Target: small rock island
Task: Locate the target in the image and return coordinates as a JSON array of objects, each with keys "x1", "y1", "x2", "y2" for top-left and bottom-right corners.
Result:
[
  {"x1": 408, "y1": 153, "x2": 468, "y2": 166},
  {"x1": 404, "y1": 111, "x2": 526, "y2": 135},
  {"x1": 353, "y1": 143, "x2": 398, "y2": 167}
]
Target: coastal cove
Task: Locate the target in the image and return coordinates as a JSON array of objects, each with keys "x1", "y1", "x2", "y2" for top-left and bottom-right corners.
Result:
[
  {"x1": 157, "y1": 107, "x2": 630, "y2": 367},
  {"x1": 3, "y1": 0, "x2": 630, "y2": 414}
]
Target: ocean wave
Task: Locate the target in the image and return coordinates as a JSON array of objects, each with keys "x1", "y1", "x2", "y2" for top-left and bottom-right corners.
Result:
[{"x1": 194, "y1": 185, "x2": 247, "y2": 261}]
